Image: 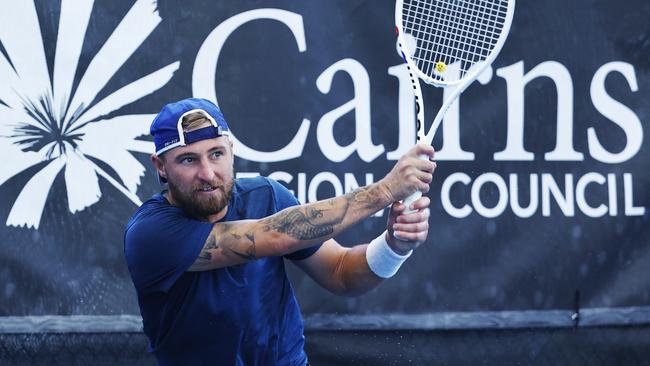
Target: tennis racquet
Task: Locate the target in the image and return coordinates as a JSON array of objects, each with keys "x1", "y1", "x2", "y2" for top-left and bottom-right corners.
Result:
[{"x1": 396, "y1": 0, "x2": 515, "y2": 211}]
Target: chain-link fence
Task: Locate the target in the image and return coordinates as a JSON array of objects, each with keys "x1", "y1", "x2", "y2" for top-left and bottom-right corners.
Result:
[
  {"x1": 1, "y1": 312, "x2": 649, "y2": 365},
  {"x1": 305, "y1": 326, "x2": 650, "y2": 366},
  {"x1": 0, "y1": 332, "x2": 154, "y2": 366}
]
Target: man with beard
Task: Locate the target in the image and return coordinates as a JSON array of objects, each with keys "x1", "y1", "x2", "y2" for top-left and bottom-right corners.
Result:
[{"x1": 124, "y1": 98, "x2": 435, "y2": 366}]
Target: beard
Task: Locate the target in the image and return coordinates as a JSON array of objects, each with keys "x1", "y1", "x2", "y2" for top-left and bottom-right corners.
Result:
[{"x1": 167, "y1": 176, "x2": 234, "y2": 220}]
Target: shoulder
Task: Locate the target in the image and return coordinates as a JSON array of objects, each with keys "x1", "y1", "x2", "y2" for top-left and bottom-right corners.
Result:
[
  {"x1": 125, "y1": 194, "x2": 177, "y2": 233},
  {"x1": 235, "y1": 176, "x2": 285, "y2": 195},
  {"x1": 232, "y1": 176, "x2": 299, "y2": 215},
  {"x1": 124, "y1": 193, "x2": 205, "y2": 254},
  {"x1": 236, "y1": 177, "x2": 297, "y2": 202},
  {"x1": 123, "y1": 193, "x2": 212, "y2": 289}
]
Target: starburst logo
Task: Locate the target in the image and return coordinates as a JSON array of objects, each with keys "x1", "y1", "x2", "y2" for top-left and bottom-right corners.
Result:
[{"x1": 0, "y1": 1, "x2": 179, "y2": 229}]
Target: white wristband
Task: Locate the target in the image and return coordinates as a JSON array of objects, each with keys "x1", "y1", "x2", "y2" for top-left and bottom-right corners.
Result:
[{"x1": 366, "y1": 231, "x2": 412, "y2": 279}]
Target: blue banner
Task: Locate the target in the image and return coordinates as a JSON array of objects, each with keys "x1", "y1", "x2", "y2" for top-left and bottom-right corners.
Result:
[{"x1": 0, "y1": 0, "x2": 648, "y2": 316}]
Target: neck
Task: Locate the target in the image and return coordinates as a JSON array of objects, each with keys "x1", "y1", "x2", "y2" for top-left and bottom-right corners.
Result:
[{"x1": 205, "y1": 206, "x2": 228, "y2": 223}]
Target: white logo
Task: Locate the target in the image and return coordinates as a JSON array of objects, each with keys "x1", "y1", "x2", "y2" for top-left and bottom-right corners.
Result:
[{"x1": 0, "y1": 0, "x2": 179, "y2": 229}]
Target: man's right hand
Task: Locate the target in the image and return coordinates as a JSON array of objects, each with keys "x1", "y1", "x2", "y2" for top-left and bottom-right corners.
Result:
[{"x1": 380, "y1": 144, "x2": 436, "y2": 202}]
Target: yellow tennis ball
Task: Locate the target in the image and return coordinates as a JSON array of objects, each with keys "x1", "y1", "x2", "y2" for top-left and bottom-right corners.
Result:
[{"x1": 435, "y1": 61, "x2": 447, "y2": 73}]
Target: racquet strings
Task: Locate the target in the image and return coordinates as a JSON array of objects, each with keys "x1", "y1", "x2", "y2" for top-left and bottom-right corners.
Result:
[{"x1": 401, "y1": 0, "x2": 509, "y2": 82}]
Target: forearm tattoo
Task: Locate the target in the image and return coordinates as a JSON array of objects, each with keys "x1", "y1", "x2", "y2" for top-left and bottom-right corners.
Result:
[
  {"x1": 197, "y1": 235, "x2": 218, "y2": 262},
  {"x1": 344, "y1": 185, "x2": 386, "y2": 208},
  {"x1": 261, "y1": 207, "x2": 338, "y2": 240},
  {"x1": 260, "y1": 185, "x2": 386, "y2": 241},
  {"x1": 195, "y1": 224, "x2": 257, "y2": 267}
]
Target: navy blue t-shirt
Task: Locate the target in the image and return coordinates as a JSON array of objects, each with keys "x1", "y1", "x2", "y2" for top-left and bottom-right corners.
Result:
[{"x1": 124, "y1": 177, "x2": 321, "y2": 366}]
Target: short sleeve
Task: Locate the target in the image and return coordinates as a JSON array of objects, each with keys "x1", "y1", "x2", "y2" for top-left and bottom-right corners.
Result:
[
  {"x1": 124, "y1": 204, "x2": 213, "y2": 293},
  {"x1": 266, "y1": 179, "x2": 322, "y2": 261}
]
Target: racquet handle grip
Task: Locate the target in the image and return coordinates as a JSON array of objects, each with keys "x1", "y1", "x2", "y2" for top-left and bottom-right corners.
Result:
[{"x1": 401, "y1": 153, "x2": 429, "y2": 214}]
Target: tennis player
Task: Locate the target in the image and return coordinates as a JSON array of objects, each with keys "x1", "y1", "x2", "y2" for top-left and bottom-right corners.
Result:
[{"x1": 124, "y1": 98, "x2": 435, "y2": 365}]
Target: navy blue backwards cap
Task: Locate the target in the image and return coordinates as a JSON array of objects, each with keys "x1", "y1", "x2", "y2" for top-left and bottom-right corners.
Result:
[{"x1": 151, "y1": 98, "x2": 230, "y2": 156}]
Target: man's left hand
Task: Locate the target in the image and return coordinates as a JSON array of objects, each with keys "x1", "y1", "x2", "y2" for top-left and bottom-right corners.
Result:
[{"x1": 385, "y1": 197, "x2": 431, "y2": 255}]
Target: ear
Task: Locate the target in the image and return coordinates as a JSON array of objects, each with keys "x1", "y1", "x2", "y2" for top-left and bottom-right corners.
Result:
[{"x1": 151, "y1": 154, "x2": 167, "y2": 180}]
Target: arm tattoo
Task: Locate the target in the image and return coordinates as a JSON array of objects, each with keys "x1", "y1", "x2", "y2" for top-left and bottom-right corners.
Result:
[
  {"x1": 262, "y1": 209, "x2": 337, "y2": 240},
  {"x1": 226, "y1": 247, "x2": 255, "y2": 260},
  {"x1": 195, "y1": 224, "x2": 257, "y2": 266},
  {"x1": 345, "y1": 186, "x2": 385, "y2": 207},
  {"x1": 196, "y1": 236, "x2": 218, "y2": 263},
  {"x1": 224, "y1": 230, "x2": 256, "y2": 260},
  {"x1": 260, "y1": 185, "x2": 384, "y2": 241}
]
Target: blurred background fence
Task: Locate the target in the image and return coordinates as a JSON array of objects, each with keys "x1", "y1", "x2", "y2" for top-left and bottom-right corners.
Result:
[{"x1": 2, "y1": 307, "x2": 649, "y2": 365}]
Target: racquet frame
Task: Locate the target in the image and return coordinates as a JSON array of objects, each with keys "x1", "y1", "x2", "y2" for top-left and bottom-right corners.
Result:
[{"x1": 395, "y1": 0, "x2": 515, "y2": 211}]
